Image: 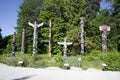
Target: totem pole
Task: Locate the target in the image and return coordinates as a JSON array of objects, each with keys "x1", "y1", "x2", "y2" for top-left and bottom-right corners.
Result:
[
  {"x1": 21, "y1": 28, "x2": 25, "y2": 54},
  {"x1": 99, "y1": 25, "x2": 110, "y2": 53},
  {"x1": 48, "y1": 19, "x2": 52, "y2": 57},
  {"x1": 28, "y1": 21, "x2": 43, "y2": 54},
  {"x1": 58, "y1": 37, "x2": 72, "y2": 57},
  {"x1": 12, "y1": 32, "x2": 16, "y2": 56},
  {"x1": 80, "y1": 17, "x2": 85, "y2": 56}
]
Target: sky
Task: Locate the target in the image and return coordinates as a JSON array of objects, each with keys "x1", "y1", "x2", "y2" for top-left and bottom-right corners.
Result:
[
  {"x1": 0, "y1": 0, "x2": 110, "y2": 37},
  {"x1": 0, "y1": 0, "x2": 23, "y2": 37}
]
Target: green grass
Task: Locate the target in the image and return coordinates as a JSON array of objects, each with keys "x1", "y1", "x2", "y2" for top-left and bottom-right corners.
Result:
[{"x1": 0, "y1": 50, "x2": 120, "y2": 71}]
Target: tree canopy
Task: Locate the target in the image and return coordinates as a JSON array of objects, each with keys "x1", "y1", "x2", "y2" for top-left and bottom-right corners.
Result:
[{"x1": 3, "y1": 0, "x2": 120, "y2": 55}]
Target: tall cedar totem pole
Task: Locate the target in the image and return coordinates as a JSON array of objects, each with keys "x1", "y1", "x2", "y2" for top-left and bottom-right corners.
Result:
[
  {"x1": 21, "y1": 28, "x2": 25, "y2": 54},
  {"x1": 28, "y1": 21, "x2": 43, "y2": 54},
  {"x1": 99, "y1": 25, "x2": 110, "y2": 53},
  {"x1": 80, "y1": 17, "x2": 85, "y2": 55},
  {"x1": 58, "y1": 37, "x2": 72, "y2": 57},
  {"x1": 12, "y1": 32, "x2": 16, "y2": 56},
  {"x1": 48, "y1": 19, "x2": 52, "y2": 57}
]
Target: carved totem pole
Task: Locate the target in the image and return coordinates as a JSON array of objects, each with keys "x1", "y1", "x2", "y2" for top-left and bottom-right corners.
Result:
[
  {"x1": 99, "y1": 25, "x2": 110, "y2": 53},
  {"x1": 28, "y1": 21, "x2": 43, "y2": 54},
  {"x1": 80, "y1": 17, "x2": 85, "y2": 55},
  {"x1": 21, "y1": 28, "x2": 25, "y2": 54},
  {"x1": 12, "y1": 32, "x2": 16, "y2": 56},
  {"x1": 58, "y1": 37, "x2": 72, "y2": 57},
  {"x1": 48, "y1": 19, "x2": 52, "y2": 57}
]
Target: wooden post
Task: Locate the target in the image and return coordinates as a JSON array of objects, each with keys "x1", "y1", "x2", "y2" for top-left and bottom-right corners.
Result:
[
  {"x1": 12, "y1": 32, "x2": 16, "y2": 56},
  {"x1": 48, "y1": 19, "x2": 52, "y2": 57},
  {"x1": 21, "y1": 28, "x2": 25, "y2": 54}
]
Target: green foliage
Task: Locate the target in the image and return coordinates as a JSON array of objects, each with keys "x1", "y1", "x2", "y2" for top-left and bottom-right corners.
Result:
[
  {"x1": 89, "y1": 50, "x2": 120, "y2": 71},
  {"x1": 102, "y1": 0, "x2": 120, "y2": 51},
  {"x1": 12, "y1": 0, "x2": 102, "y2": 55},
  {"x1": 0, "y1": 49, "x2": 3, "y2": 54},
  {"x1": 0, "y1": 52, "x2": 64, "y2": 68},
  {"x1": 3, "y1": 37, "x2": 12, "y2": 54},
  {"x1": 54, "y1": 54, "x2": 64, "y2": 63},
  {"x1": 0, "y1": 28, "x2": 3, "y2": 54},
  {"x1": 0, "y1": 28, "x2": 2, "y2": 48},
  {"x1": 90, "y1": 50, "x2": 103, "y2": 56},
  {"x1": 100, "y1": 52, "x2": 120, "y2": 71},
  {"x1": 0, "y1": 54, "x2": 7, "y2": 64},
  {"x1": 6, "y1": 57, "x2": 18, "y2": 66},
  {"x1": 2, "y1": 0, "x2": 119, "y2": 56},
  {"x1": 2, "y1": 0, "x2": 120, "y2": 71},
  {"x1": 16, "y1": 0, "x2": 43, "y2": 53},
  {"x1": 2, "y1": 35, "x2": 11, "y2": 49},
  {"x1": 112, "y1": 0, "x2": 120, "y2": 51},
  {"x1": 0, "y1": 51, "x2": 120, "y2": 71},
  {"x1": 64, "y1": 56, "x2": 79, "y2": 67},
  {"x1": 81, "y1": 55, "x2": 101, "y2": 70}
]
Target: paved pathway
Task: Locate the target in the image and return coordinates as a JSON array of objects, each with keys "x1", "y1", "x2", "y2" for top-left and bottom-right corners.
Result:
[{"x1": 0, "y1": 63, "x2": 120, "y2": 80}]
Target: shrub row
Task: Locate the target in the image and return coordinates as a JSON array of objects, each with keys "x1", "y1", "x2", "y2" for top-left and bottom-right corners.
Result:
[{"x1": 0, "y1": 51, "x2": 120, "y2": 71}]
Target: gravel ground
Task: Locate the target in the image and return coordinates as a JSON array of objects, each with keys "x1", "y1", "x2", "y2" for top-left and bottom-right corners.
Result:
[{"x1": 0, "y1": 63, "x2": 120, "y2": 80}]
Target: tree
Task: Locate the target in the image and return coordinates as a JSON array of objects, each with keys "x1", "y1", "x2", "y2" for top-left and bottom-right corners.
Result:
[
  {"x1": 3, "y1": 35, "x2": 12, "y2": 55},
  {"x1": 89, "y1": 9, "x2": 113, "y2": 51},
  {"x1": 37, "y1": 0, "x2": 65, "y2": 54},
  {"x1": 14, "y1": 0, "x2": 110, "y2": 55},
  {"x1": 16, "y1": 0, "x2": 43, "y2": 53},
  {"x1": 15, "y1": 0, "x2": 102, "y2": 55},
  {"x1": 2, "y1": 35, "x2": 11, "y2": 49},
  {"x1": 105, "y1": 0, "x2": 120, "y2": 51},
  {"x1": 112, "y1": 0, "x2": 120, "y2": 51},
  {"x1": 62, "y1": 0, "x2": 101, "y2": 55},
  {"x1": 0, "y1": 28, "x2": 3, "y2": 54},
  {"x1": 0, "y1": 28, "x2": 2, "y2": 48}
]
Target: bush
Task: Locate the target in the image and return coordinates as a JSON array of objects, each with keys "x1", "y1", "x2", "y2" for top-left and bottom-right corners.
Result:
[
  {"x1": 0, "y1": 49, "x2": 3, "y2": 54},
  {"x1": 100, "y1": 52, "x2": 120, "y2": 71},
  {"x1": 52, "y1": 54, "x2": 64, "y2": 68},
  {"x1": 90, "y1": 50, "x2": 103, "y2": 56},
  {"x1": 0, "y1": 51, "x2": 120, "y2": 71},
  {"x1": 81, "y1": 55, "x2": 101, "y2": 70},
  {"x1": 89, "y1": 50, "x2": 120, "y2": 71},
  {"x1": 0, "y1": 54, "x2": 7, "y2": 64},
  {"x1": 6, "y1": 57, "x2": 18, "y2": 66},
  {"x1": 64, "y1": 56, "x2": 79, "y2": 67},
  {"x1": 54, "y1": 55, "x2": 64, "y2": 63}
]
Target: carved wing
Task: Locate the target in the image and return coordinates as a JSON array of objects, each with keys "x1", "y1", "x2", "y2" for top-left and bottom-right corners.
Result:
[
  {"x1": 58, "y1": 42, "x2": 64, "y2": 45},
  {"x1": 28, "y1": 22, "x2": 34, "y2": 28},
  {"x1": 38, "y1": 23, "x2": 43, "y2": 28},
  {"x1": 67, "y1": 42, "x2": 72, "y2": 45}
]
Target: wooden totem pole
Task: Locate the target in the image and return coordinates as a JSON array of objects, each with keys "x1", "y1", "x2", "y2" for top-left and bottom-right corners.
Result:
[
  {"x1": 99, "y1": 25, "x2": 110, "y2": 53},
  {"x1": 12, "y1": 32, "x2": 16, "y2": 56},
  {"x1": 80, "y1": 17, "x2": 85, "y2": 55},
  {"x1": 28, "y1": 21, "x2": 43, "y2": 54},
  {"x1": 58, "y1": 37, "x2": 72, "y2": 57},
  {"x1": 48, "y1": 19, "x2": 52, "y2": 57},
  {"x1": 21, "y1": 28, "x2": 25, "y2": 54}
]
